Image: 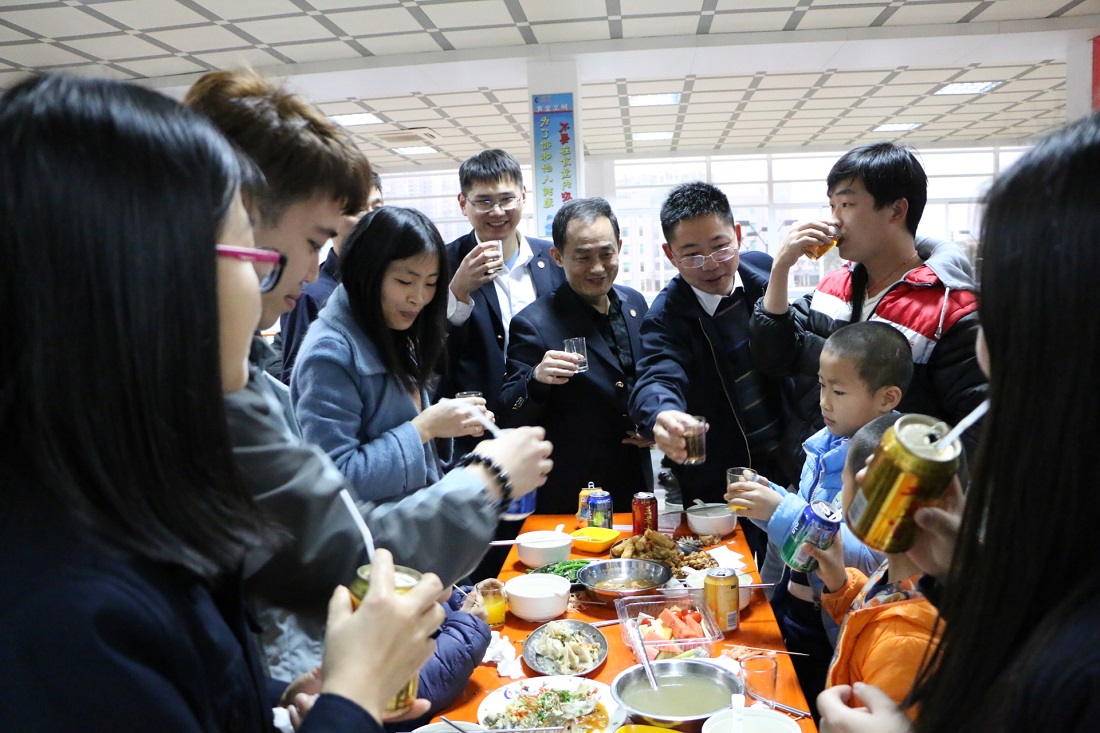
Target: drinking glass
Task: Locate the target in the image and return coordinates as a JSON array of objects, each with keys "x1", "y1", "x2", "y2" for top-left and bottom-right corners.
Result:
[
  {"x1": 741, "y1": 653, "x2": 778, "y2": 708},
  {"x1": 727, "y1": 467, "x2": 758, "y2": 512},
  {"x1": 481, "y1": 585, "x2": 507, "y2": 629},
  {"x1": 805, "y1": 206, "x2": 839, "y2": 261},
  {"x1": 682, "y1": 416, "x2": 706, "y2": 465},
  {"x1": 563, "y1": 337, "x2": 588, "y2": 373},
  {"x1": 484, "y1": 240, "x2": 503, "y2": 274}
]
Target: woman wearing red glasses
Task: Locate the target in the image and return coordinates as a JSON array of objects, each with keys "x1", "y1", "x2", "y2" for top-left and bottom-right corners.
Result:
[{"x1": 0, "y1": 74, "x2": 442, "y2": 732}]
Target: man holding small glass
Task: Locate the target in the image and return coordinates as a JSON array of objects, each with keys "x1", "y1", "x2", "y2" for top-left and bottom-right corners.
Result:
[{"x1": 629, "y1": 182, "x2": 792, "y2": 535}]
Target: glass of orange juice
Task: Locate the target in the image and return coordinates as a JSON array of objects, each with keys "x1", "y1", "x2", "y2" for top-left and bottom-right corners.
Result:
[{"x1": 481, "y1": 585, "x2": 507, "y2": 628}]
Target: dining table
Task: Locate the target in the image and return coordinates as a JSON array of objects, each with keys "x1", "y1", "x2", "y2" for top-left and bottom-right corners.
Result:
[{"x1": 435, "y1": 512, "x2": 818, "y2": 733}]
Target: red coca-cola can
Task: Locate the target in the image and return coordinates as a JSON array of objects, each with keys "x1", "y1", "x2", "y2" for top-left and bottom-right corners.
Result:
[{"x1": 632, "y1": 492, "x2": 658, "y2": 536}]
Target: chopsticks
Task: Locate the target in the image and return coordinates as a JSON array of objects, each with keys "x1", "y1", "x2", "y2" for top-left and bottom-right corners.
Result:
[
  {"x1": 745, "y1": 691, "x2": 810, "y2": 719},
  {"x1": 733, "y1": 644, "x2": 810, "y2": 657}
]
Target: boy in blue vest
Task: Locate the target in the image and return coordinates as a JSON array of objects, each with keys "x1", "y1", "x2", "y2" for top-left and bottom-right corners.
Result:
[{"x1": 725, "y1": 321, "x2": 912, "y2": 718}]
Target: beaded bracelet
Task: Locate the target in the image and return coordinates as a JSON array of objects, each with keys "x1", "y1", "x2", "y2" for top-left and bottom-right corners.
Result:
[{"x1": 456, "y1": 452, "x2": 514, "y2": 511}]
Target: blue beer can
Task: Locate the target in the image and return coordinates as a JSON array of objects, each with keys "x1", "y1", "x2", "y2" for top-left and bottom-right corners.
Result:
[
  {"x1": 501, "y1": 490, "x2": 537, "y2": 521},
  {"x1": 587, "y1": 490, "x2": 614, "y2": 529}
]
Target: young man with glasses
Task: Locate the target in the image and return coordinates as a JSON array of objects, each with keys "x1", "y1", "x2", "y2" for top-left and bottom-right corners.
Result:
[
  {"x1": 441, "y1": 149, "x2": 564, "y2": 454},
  {"x1": 629, "y1": 182, "x2": 794, "y2": 519}
]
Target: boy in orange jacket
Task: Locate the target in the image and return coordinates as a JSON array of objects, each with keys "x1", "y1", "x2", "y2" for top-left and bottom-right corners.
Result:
[{"x1": 804, "y1": 413, "x2": 942, "y2": 718}]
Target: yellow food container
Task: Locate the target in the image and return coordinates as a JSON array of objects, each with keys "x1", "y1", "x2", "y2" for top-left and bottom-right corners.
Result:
[{"x1": 571, "y1": 526, "x2": 621, "y2": 553}]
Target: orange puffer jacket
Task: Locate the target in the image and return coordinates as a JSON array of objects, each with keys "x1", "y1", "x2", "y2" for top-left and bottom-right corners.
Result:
[{"x1": 822, "y1": 564, "x2": 942, "y2": 720}]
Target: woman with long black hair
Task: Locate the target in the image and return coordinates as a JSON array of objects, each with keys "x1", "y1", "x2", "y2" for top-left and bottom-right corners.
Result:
[
  {"x1": 293, "y1": 206, "x2": 493, "y2": 502},
  {"x1": 0, "y1": 73, "x2": 443, "y2": 731},
  {"x1": 818, "y1": 111, "x2": 1100, "y2": 733}
]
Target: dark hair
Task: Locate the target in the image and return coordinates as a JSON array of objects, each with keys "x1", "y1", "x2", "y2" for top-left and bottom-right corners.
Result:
[
  {"x1": 370, "y1": 170, "x2": 383, "y2": 193},
  {"x1": 827, "y1": 142, "x2": 927, "y2": 237},
  {"x1": 823, "y1": 322, "x2": 913, "y2": 393},
  {"x1": 912, "y1": 112, "x2": 1100, "y2": 731},
  {"x1": 0, "y1": 74, "x2": 269, "y2": 579},
  {"x1": 659, "y1": 182, "x2": 736, "y2": 241},
  {"x1": 185, "y1": 70, "x2": 371, "y2": 226},
  {"x1": 551, "y1": 197, "x2": 620, "y2": 252},
  {"x1": 458, "y1": 149, "x2": 523, "y2": 194},
  {"x1": 340, "y1": 207, "x2": 450, "y2": 390},
  {"x1": 844, "y1": 413, "x2": 902, "y2": 475}
]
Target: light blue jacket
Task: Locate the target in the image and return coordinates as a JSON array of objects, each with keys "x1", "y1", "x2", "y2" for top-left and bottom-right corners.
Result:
[
  {"x1": 292, "y1": 286, "x2": 448, "y2": 504},
  {"x1": 754, "y1": 426, "x2": 884, "y2": 646}
]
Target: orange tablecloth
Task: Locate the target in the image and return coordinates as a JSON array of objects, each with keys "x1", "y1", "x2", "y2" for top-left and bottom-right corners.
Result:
[{"x1": 437, "y1": 513, "x2": 817, "y2": 732}]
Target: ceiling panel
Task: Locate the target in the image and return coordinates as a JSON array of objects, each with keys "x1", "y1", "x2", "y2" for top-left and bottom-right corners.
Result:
[{"x1": 0, "y1": 1, "x2": 1090, "y2": 170}]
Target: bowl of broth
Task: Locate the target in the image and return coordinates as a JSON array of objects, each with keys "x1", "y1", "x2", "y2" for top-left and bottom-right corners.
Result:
[
  {"x1": 576, "y1": 559, "x2": 672, "y2": 602},
  {"x1": 610, "y1": 659, "x2": 744, "y2": 733}
]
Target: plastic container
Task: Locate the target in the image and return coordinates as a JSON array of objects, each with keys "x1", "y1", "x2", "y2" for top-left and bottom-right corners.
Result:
[
  {"x1": 614, "y1": 591, "x2": 723, "y2": 662},
  {"x1": 571, "y1": 526, "x2": 621, "y2": 553}
]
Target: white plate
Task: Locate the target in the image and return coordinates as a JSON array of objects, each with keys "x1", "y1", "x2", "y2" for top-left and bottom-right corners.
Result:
[
  {"x1": 477, "y1": 676, "x2": 625, "y2": 733},
  {"x1": 702, "y1": 706, "x2": 801, "y2": 733}
]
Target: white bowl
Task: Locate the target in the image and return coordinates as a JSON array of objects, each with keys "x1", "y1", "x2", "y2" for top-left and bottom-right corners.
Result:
[
  {"x1": 412, "y1": 722, "x2": 487, "y2": 733},
  {"x1": 686, "y1": 503, "x2": 738, "y2": 537},
  {"x1": 504, "y1": 573, "x2": 571, "y2": 622},
  {"x1": 515, "y1": 530, "x2": 573, "y2": 567},
  {"x1": 702, "y1": 706, "x2": 800, "y2": 733},
  {"x1": 684, "y1": 570, "x2": 755, "y2": 610}
]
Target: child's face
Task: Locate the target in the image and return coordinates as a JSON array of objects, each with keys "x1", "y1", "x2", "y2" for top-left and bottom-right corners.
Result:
[{"x1": 818, "y1": 349, "x2": 890, "y2": 438}]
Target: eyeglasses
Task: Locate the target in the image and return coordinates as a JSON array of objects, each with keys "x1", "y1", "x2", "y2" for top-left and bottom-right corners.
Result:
[
  {"x1": 464, "y1": 195, "x2": 520, "y2": 213},
  {"x1": 675, "y1": 244, "x2": 740, "y2": 269},
  {"x1": 215, "y1": 245, "x2": 286, "y2": 293}
]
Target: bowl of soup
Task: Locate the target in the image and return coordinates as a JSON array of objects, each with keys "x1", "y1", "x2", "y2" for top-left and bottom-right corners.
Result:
[
  {"x1": 576, "y1": 559, "x2": 672, "y2": 602},
  {"x1": 610, "y1": 659, "x2": 744, "y2": 733}
]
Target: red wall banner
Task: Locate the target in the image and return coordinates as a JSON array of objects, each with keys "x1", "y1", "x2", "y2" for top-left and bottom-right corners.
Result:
[{"x1": 1093, "y1": 36, "x2": 1100, "y2": 110}]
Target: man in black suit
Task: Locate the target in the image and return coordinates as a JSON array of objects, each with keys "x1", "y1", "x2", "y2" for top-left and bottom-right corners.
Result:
[
  {"x1": 501, "y1": 197, "x2": 654, "y2": 514},
  {"x1": 441, "y1": 149, "x2": 564, "y2": 459}
]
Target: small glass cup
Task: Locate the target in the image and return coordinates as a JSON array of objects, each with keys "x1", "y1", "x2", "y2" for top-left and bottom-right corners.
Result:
[
  {"x1": 727, "y1": 466, "x2": 758, "y2": 513},
  {"x1": 683, "y1": 416, "x2": 706, "y2": 465},
  {"x1": 805, "y1": 208, "x2": 839, "y2": 261},
  {"x1": 480, "y1": 585, "x2": 507, "y2": 629},
  {"x1": 484, "y1": 239, "x2": 504, "y2": 274},
  {"x1": 563, "y1": 337, "x2": 589, "y2": 373},
  {"x1": 741, "y1": 653, "x2": 778, "y2": 708},
  {"x1": 455, "y1": 391, "x2": 482, "y2": 399}
]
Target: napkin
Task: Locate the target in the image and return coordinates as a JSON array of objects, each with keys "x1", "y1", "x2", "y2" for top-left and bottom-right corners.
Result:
[
  {"x1": 705, "y1": 544, "x2": 747, "y2": 570},
  {"x1": 481, "y1": 630, "x2": 526, "y2": 679}
]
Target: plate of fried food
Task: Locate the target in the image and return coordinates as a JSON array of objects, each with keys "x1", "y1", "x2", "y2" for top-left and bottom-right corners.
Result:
[{"x1": 609, "y1": 530, "x2": 718, "y2": 579}]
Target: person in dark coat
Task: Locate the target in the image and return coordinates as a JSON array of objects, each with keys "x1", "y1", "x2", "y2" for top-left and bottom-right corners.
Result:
[
  {"x1": 439, "y1": 149, "x2": 565, "y2": 580},
  {"x1": 439, "y1": 149, "x2": 565, "y2": 455},
  {"x1": 0, "y1": 73, "x2": 443, "y2": 733},
  {"x1": 501, "y1": 197, "x2": 654, "y2": 513},
  {"x1": 629, "y1": 183, "x2": 793, "y2": 507}
]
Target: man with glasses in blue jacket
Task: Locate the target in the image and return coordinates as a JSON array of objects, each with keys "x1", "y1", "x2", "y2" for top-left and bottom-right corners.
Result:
[{"x1": 629, "y1": 183, "x2": 797, "y2": 545}]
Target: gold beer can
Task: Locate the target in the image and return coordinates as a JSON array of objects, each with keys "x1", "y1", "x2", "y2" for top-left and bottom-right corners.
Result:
[
  {"x1": 847, "y1": 414, "x2": 961, "y2": 553},
  {"x1": 704, "y1": 567, "x2": 739, "y2": 633},
  {"x1": 577, "y1": 482, "x2": 600, "y2": 528},
  {"x1": 348, "y1": 564, "x2": 424, "y2": 716}
]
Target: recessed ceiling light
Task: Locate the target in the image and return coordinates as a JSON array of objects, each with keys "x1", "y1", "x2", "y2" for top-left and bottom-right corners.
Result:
[
  {"x1": 330, "y1": 112, "x2": 382, "y2": 126},
  {"x1": 934, "y1": 81, "x2": 1004, "y2": 95},
  {"x1": 874, "y1": 123, "x2": 922, "y2": 132},
  {"x1": 635, "y1": 131, "x2": 674, "y2": 140},
  {"x1": 392, "y1": 146, "x2": 437, "y2": 155},
  {"x1": 628, "y1": 93, "x2": 681, "y2": 107}
]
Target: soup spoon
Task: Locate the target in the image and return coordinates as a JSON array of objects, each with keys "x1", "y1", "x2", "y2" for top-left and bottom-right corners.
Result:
[{"x1": 628, "y1": 619, "x2": 660, "y2": 690}]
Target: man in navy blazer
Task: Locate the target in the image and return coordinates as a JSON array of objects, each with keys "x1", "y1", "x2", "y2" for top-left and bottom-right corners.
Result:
[
  {"x1": 501, "y1": 198, "x2": 654, "y2": 514},
  {"x1": 440, "y1": 149, "x2": 564, "y2": 458},
  {"x1": 629, "y1": 182, "x2": 790, "y2": 520}
]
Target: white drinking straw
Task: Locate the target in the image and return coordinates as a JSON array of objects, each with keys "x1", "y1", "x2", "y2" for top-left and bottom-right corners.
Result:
[{"x1": 338, "y1": 488, "x2": 375, "y2": 558}]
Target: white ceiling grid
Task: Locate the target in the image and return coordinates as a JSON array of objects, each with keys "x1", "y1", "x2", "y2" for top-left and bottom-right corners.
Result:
[{"x1": 0, "y1": 0, "x2": 1096, "y2": 170}]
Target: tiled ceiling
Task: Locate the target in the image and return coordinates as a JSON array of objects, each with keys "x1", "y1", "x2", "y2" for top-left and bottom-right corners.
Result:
[{"x1": 1, "y1": 0, "x2": 1098, "y2": 171}]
